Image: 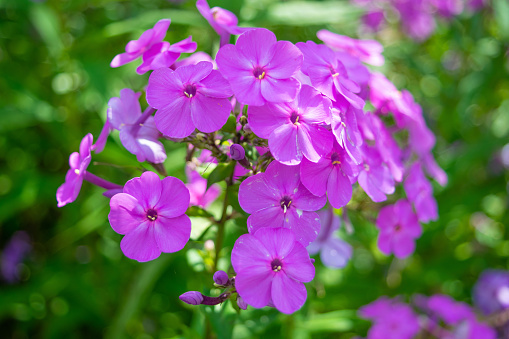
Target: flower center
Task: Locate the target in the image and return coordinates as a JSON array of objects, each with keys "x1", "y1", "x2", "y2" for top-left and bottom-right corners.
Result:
[
  {"x1": 364, "y1": 164, "x2": 370, "y2": 172},
  {"x1": 290, "y1": 111, "x2": 300, "y2": 125},
  {"x1": 184, "y1": 84, "x2": 197, "y2": 98},
  {"x1": 146, "y1": 208, "x2": 158, "y2": 221},
  {"x1": 253, "y1": 66, "x2": 266, "y2": 80},
  {"x1": 331, "y1": 152, "x2": 341, "y2": 166},
  {"x1": 271, "y1": 258, "x2": 283, "y2": 272},
  {"x1": 394, "y1": 224, "x2": 401, "y2": 232},
  {"x1": 280, "y1": 196, "x2": 292, "y2": 213},
  {"x1": 329, "y1": 65, "x2": 339, "y2": 78}
]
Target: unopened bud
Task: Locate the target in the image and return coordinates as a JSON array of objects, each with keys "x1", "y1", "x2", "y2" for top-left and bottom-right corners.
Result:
[
  {"x1": 213, "y1": 270, "x2": 229, "y2": 286},
  {"x1": 179, "y1": 291, "x2": 203, "y2": 305},
  {"x1": 237, "y1": 295, "x2": 248, "y2": 310},
  {"x1": 230, "y1": 144, "x2": 245, "y2": 160}
]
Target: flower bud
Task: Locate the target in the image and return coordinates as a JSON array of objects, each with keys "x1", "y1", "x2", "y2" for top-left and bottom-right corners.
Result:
[
  {"x1": 213, "y1": 270, "x2": 229, "y2": 286},
  {"x1": 237, "y1": 295, "x2": 248, "y2": 310},
  {"x1": 230, "y1": 144, "x2": 245, "y2": 160},
  {"x1": 179, "y1": 291, "x2": 203, "y2": 305}
]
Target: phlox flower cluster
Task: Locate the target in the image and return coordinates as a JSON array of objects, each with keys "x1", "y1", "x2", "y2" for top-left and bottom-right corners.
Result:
[
  {"x1": 351, "y1": 0, "x2": 489, "y2": 41},
  {"x1": 56, "y1": 0, "x2": 447, "y2": 315},
  {"x1": 360, "y1": 292, "x2": 496, "y2": 339}
]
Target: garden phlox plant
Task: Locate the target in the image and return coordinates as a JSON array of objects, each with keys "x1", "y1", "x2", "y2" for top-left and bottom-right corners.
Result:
[{"x1": 57, "y1": 0, "x2": 450, "y2": 316}]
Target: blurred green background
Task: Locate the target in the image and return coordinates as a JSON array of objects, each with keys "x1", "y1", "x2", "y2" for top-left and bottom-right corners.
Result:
[{"x1": 1, "y1": 0, "x2": 509, "y2": 338}]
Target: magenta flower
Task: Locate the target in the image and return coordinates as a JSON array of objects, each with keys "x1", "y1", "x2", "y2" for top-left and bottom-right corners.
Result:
[
  {"x1": 331, "y1": 107, "x2": 363, "y2": 164},
  {"x1": 427, "y1": 295, "x2": 475, "y2": 325},
  {"x1": 316, "y1": 29, "x2": 384, "y2": 66},
  {"x1": 196, "y1": 0, "x2": 253, "y2": 46},
  {"x1": 107, "y1": 88, "x2": 166, "y2": 164},
  {"x1": 248, "y1": 85, "x2": 333, "y2": 165},
  {"x1": 231, "y1": 227, "x2": 315, "y2": 314},
  {"x1": 307, "y1": 208, "x2": 352, "y2": 268},
  {"x1": 404, "y1": 163, "x2": 438, "y2": 223},
  {"x1": 110, "y1": 19, "x2": 171, "y2": 68},
  {"x1": 376, "y1": 199, "x2": 422, "y2": 259},
  {"x1": 146, "y1": 61, "x2": 233, "y2": 138},
  {"x1": 216, "y1": 28, "x2": 303, "y2": 106},
  {"x1": 172, "y1": 51, "x2": 214, "y2": 70},
  {"x1": 300, "y1": 142, "x2": 358, "y2": 209},
  {"x1": 358, "y1": 145, "x2": 395, "y2": 202},
  {"x1": 108, "y1": 171, "x2": 191, "y2": 262},
  {"x1": 136, "y1": 36, "x2": 197, "y2": 74},
  {"x1": 56, "y1": 133, "x2": 93, "y2": 207},
  {"x1": 238, "y1": 161, "x2": 327, "y2": 246},
  {"x1": 359, "y1": 297, "x2": 420, "y2": 339},
  {"x1": 473, "y1": 270, "x2": 509, "y2": 315},
  {"x1": 296, "y1": 40, "x2": 364, "y2": 109},
  {"x1": 185, "y1": 168, "x2": 220, "y2": 209},
  {"x1": 395, "y1": 0, "x2": 436, "y2": 41}
]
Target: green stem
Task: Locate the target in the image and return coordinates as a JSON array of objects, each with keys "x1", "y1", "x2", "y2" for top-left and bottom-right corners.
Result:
[{"x1": 212, "y1": 168, "x2": 234, "y2": 272}]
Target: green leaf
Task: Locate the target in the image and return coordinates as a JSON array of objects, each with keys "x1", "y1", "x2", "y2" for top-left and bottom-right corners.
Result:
[
  {"x1": 206, "y1": 162, "x2": 235, "y2": 189},
  {"x1": 186, "y1": 206, "x2": 214, "y2": 219},
  {"x1": 221, "y1": 115, "x2": 237, "y2": 134}
]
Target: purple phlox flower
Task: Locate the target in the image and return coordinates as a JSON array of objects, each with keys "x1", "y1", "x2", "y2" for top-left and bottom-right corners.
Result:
[
  {"x1": 468, "y1": 0, "x2": 488, "y2": 12},
  {"x1": 429, "y1": 0, "x2": 464, "y2": 19},
  {"x1": 146, "y1": 61, "x2": 233, "y2": 138},
  {"x1": 230, "y1": 143, "x2": 245, "y2": 160},
  {"x1": 316, "y1": 29, "x2": 385, "y2": 66},
  {"x1": 366, "y1": 114, "x2": 404, "y2": 182},
  {"x1": 216, "y1": 28, "x2": 303, "y2": 106},
  {"x1": 213, "y1": 270, "x2": 230, "y2": 286},
  {"x1": 331, "y1": 107, "x2": 363, "y2": 164},
  {"x1": 110, "y1": 19, "x2": 171, "y2": 68},
  {"x1": 359, "y1": 297, "x2": 420, "y2": 339},
  {"x1": 296, "y1": 40, "x2": 364, "y2": 110},
  {"x1": 368, "y1": 72, "x2": 401, "y2": 115},
  {"x1": 196, "y1": 0, "x2": 253, "y2": 46},
  {"x1": 108, "y1": 171, "x2": 191, "y2": 262},
  {"x1": 136, "y1": 36, "x2": 197, "y2": 74},
  {"x1": 473, "y1": 269, "x2": 509, "y2": 315},
  {"x1": 57, "y1": 133, "x2": 93, "y2": 207},
  {"x1": 231, "y1": 227, "x2": 315, "y2": 314},
  {"x1": 335, "y1": 51, "x2": 371, "y2": 91},
  {"x1": 307, "y1": 208, "x2": 352, "y2": 268},
  {"x1": 1, "y1": 231, "x2": 31, "y2": 283},
  {"x1": 358, "y1": 145, "x2": 395, "y2": 202},
  {"x1": 238, "y1": 161, "x2": 327, "y2": 246},
  {"x1": 185, "y1": 168, "x2": 220, "y2": 209},
  {"x1": 300, "y1": 141, "x2": 358, "y2": 209},
  {"x1": 376, "y1": 199, "x2": 422, "y2": 258},
  {"x1": 248, "y1": 84, "x2": 333, "y2": 165},
  {"x1": 422, "y1": 153, "x2": 448, "y2": 186},
  {"x1": 427, "y1": 294, "x2": 475, "y2": 326},
  {"x1": 171, "y1": 51, "x2": 215, "y2": 70},
  {"x1": 361, "y1": 10, "x2": 386, "y2": 32},
  {"x1": 107, "y1": 88, "x2": 167, "y2": 164},
  {"x1": 93, "y1": 119, "x2": 111, "y2": 154},
  {"x1": 404, "y1": 162, "x2": 438, "y2": 223},
  {"x1": 394, "y1": 0, "x2": 436, "y2": 41}
]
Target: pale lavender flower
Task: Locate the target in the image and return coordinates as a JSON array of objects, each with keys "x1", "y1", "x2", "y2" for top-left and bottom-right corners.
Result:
[
  {"x1": 107, "y1": 88, "x2": 166, "y2": 164},
  {"x1": 473, "y1": 269, "x2": 509, "y2": 315},
  {"x1": 238, "y1": 161, "x2": 327, "y2": 246},
  {"x1": 185, "y1": 169, "x2": 220, "y2": 209},
  {"x1": 1, "y1": 231, "x2": 31, "y2": 283},
  {"x1": 231, "y1": 227, "x2": 315, "y2": 314},
  {"x1": 216, "y1": 28, "x2": 303, "y2": 106},
  {"x1": 404, "y1": 163, "x2": 438, "y2": 223},
  {"x1": 108, "y1": 171, "x2": 191, "y2": 262},
  {"x1": 213, "y1": 270, "x2": 230, "y2": 286},
  {"x1": 307, "y1": 208, "x2": 352, "y2": 268},
  {"x1": 358, "y1": 145, "x2": 395, "y2": 202}
]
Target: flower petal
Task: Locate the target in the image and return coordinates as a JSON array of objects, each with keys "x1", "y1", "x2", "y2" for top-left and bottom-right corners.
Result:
[
  {"x1": 146, "y1": 68, "x2": 183, "y2": 109},
  {"x1": 248, "y1": 102, "x2": 291, "y2": 139},
  {"x1": 253, "y1": 227, "x2": 296, "y2": 259},
  {"x1": 283, "y1": 243, "x2": 315, "y2": 282},
  {"x1": 326, "y1": 167, "x2": 352, "y2": 208},
  {"x1": 123, "y1": 171, "x2": 162, "y2": 209},
  {"x1": 156, "y1": 176, "x2": 190, "y2": 218},
  {"x1": 190, "y1": 95, "x2": 231, "y2": 133},
  {"x1": 292, "y1": 183, "x2": 327, "y2": 211},
  {"x1": 247, "y1": 207, "x2": 285, "y2": 234},
  {"x1": 269, "y1": 124, "x2": 301, "y2": 165},
  {"x1": 154, "y1": 214, "x2": 191, "y2": 253},
  {"x1": 238, "y1": 173, "x2": 280, "y2": 213},
  {"x1": 198, "y1": 69, "x2": 233, "y2": 98},
  {"x1": 261, "y1": 77, "x2": 300, "y2": 103},
  {"x1": 265, "y1": 41, "x2": 303, "y2": 79},
  {"x1": 236, "y1": 28, "x2": 277, "y2": 66},
  {"x1": 154, "y1": 96, "x2": 195, "y2": 138},
  {"x1": 108, "y1": 193, "x2": 145, "y2": 234},
  {"x1": 284, "y1": 209, "x2": 321, "y2": 246},
  {"x1": 271, "y1": 273, "x2": 307, "y2": 314},
  {"x1": 320, "y1": 237, "x2": 352, "y2": 269},
  {"x1": 120, "y1": 221, "x2": 161, "y2": 262},
  {"x1": 300, "y1": 157, "x2": 332, "y2": 197}
]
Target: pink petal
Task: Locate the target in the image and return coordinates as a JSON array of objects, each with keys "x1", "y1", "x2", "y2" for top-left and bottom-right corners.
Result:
[
  {"x1": 107, "y1": 89, "x2": 142, "y2": 128},
  {"x1": 253, "y1": 227, "x2": 296, "y2": 259},
  {"x1": 190, "y1": 95, "x2": 231, "y2": 133},
  {"x1": 271, "y1": 273, "x2": 307, "y2": 314},
  {"x1": 235, "y1": 268, "x2": 273, "y2": 309},
  {"x1": 260, "y1": 77, "x2": 300, "y2": 103},
  {"x1": 108, "y1": 193, "x2": 145, "y2": 234},
  {"x1": 283, "y1": 243, "x2": 315, "y2": 282},
  {"x1": 247, "y1": 207, "x2": 285, "y2": 234},
  {"x1": 110, "y1": 52, "x2": 139, "y2": 68},
  {"x1": 265, "y1": 41, "x2": 303, "y2": 79},
  {"x1": 284, "y1": 209, "x2": 321, "y2": 246},
  {"x1": 326, "y1": 167, "x2": 352, "y2": 208},
  {"x1": 236, "y1": 28, "x2": 277, "y2": 66},
  {"x1": 264, "y1": 161, "x2": 301, "y2": 195},
  {"x1": 175, "y1": 60, "x2": 213, "y2": 84},
  {"x1": 292, "y1": 183, "x2": 327, "y2": 211},
  {"x1": 198, "y1": 69, "x2": 233, "y2": 98},
  {"x1": 123, "y1": 171, "x2": 162, "y2": 209},
  {"x1": 392, "y1": 233, "x2": 416, "y2": 259},
  {"x1": 146, "y1": 68, "x2": 183, "y2": 109},
  {"x1": 154, "y1": 96, "x2": 195, "y2": 138},
  {"x1": 155, "y1": 176, "x2": 190, "y2": 218},
  {"x1": 154, "y1": 214, "x2": 191, "y2": 253},
  {"x1": 320, "y1": 237, "x2": 352, "y2": 268},
  {"x1": 269, "y1": 124, "x2": 301, "y2": 165},
  {"x1": 120, "y1": 222, "x2": 161, "y2": 262},
  {"x1": 248, "y1": 102, "x2": 292, "y2": 139},
  {"x1": 297, "y1": 124, "x2": 333, "y2": 163},
  {"x1": 238, "y1": 174, "x2": 280, "y2": 213},
  {"x1": 152, "y1": 19, "x2": 171, "y2": 43},
  {"x1": 300, "y1": 157, "x2": 332, "y2": 197}
]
